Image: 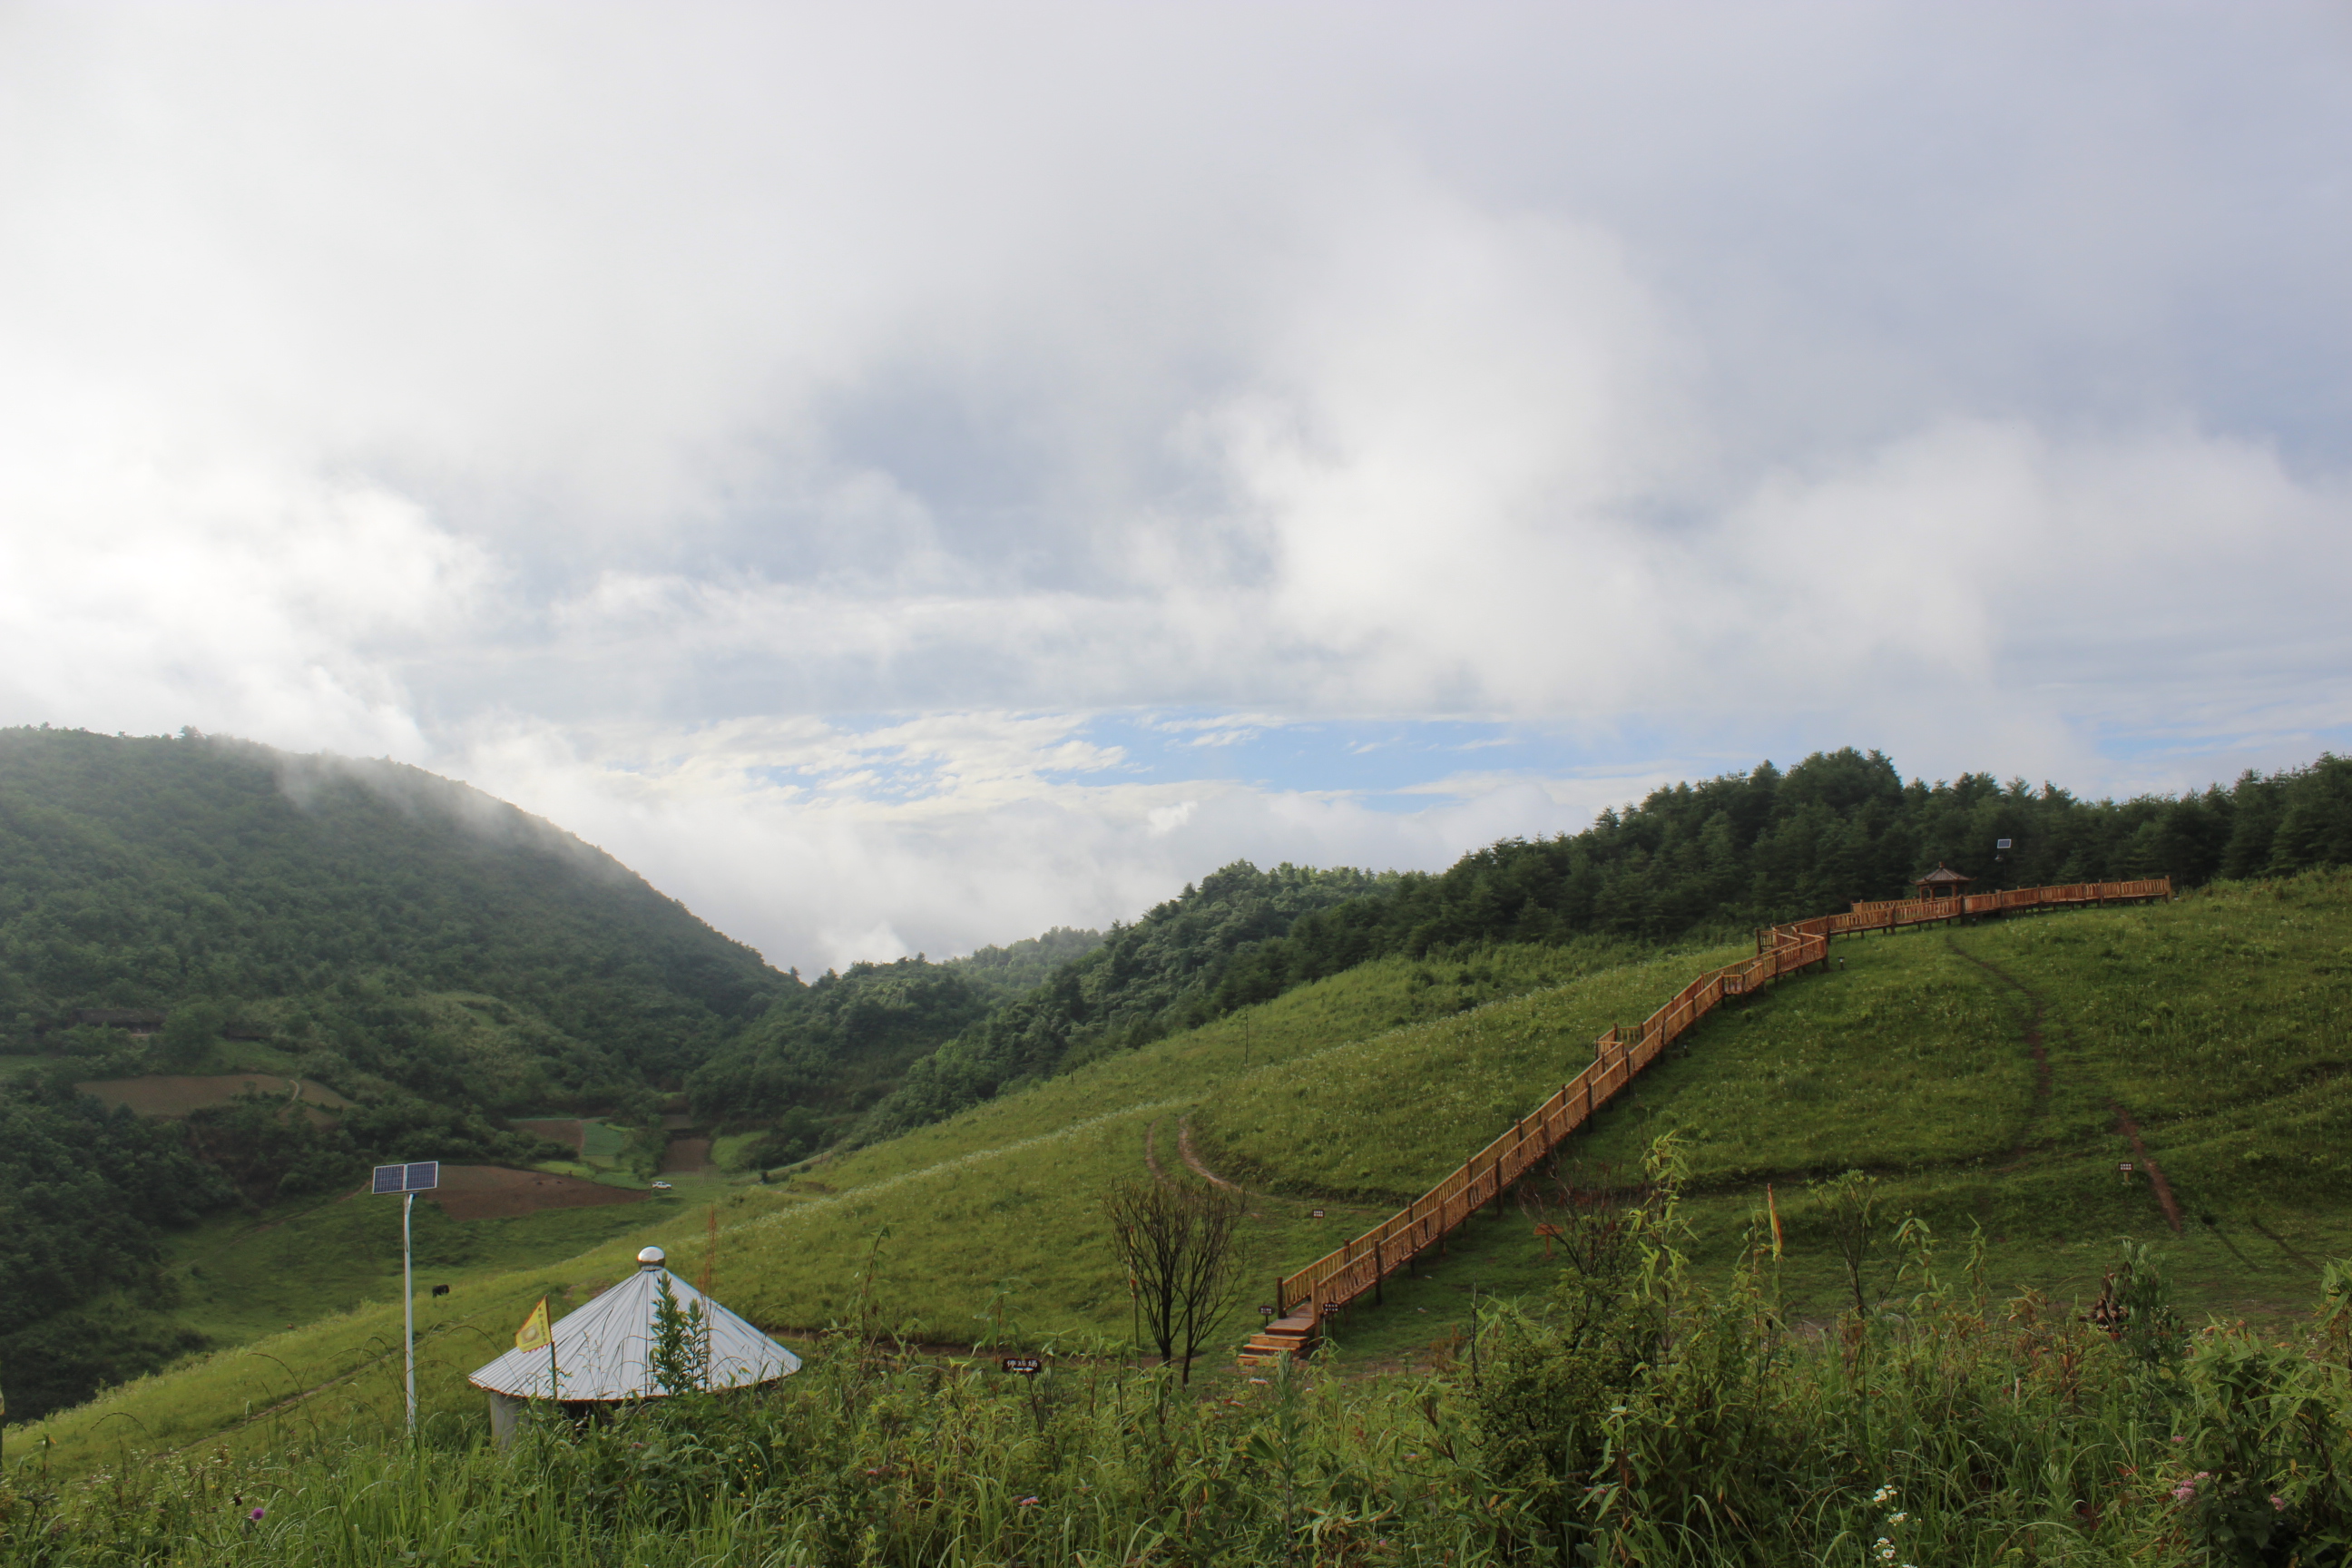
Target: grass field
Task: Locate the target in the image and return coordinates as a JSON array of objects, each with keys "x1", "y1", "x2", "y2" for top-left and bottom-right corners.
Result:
[{"x1": 9, "y1": 878, "x2": 2349, "y2": 1479}]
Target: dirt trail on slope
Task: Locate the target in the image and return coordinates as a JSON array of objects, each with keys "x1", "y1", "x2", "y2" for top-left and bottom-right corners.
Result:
[
  {"x1": 1945, "y1": 935, "x2": 2181, "y2": 1233},
  {"x1": 1177, "y1": 1118, "x2": 1246, "y2": 1193},
  {"x1": 1942, "y1": 936, "x2": 2053, "y2": 1161},
  {"x1": 2109, "y1": 1103, "x2": 2185, "y2": 1233}
]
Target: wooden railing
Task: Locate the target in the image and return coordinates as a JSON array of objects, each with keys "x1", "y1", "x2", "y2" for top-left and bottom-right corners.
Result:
[{"x1": 1266, "y1": 876, "x2": 2171, "y2": 1326}]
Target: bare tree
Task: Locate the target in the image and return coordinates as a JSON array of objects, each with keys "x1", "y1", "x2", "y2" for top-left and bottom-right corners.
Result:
[{"x1": 1104, "y1": 1177, "x2": 1247, "y2": 1384}]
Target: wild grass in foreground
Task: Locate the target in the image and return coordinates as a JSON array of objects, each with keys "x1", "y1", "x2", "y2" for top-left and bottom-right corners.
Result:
[{"x1": 8, "y1": 1156, "x2": 2347, "y2": 1568}]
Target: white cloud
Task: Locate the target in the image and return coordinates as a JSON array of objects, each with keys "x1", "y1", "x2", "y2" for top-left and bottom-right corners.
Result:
[{"x1": 0, "y1": 4, "x2": 2347, "y2": 968}]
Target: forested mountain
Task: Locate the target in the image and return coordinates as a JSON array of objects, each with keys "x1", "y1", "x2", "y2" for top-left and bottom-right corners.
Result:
[
  {"x1": 0, "y1": 727, "x2": 784, "y2": 1081},
  {"x1": 0, "y1": 725, "x2": 803, "y2": 1416},
  {"x1": 946, "y1": 926, "x2": 1104, "y2": 999}
]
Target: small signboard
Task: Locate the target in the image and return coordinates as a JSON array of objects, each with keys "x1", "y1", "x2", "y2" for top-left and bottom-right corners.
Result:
[
  {"x1": 1310, "y1": 1209, "x2": 1325, "y2": 1219},
  {"x1": 1997, "y1": 838, "x2": 2013, "y2": 850},
  {"x1": 1259, "y1": 1305, "x2": 1276, "y2": 1316},
  {"x1": 371, "y1": 1161, "x2": 440, "y2": 1195},
  {"x1": 1000, "y1": 1357, "x2": 1042, "y2": 1377},
  {"x1": 1322, "y1": 1301, "x2": 1339, "y2": 1317},
  {"x1": 2120, "y1": 1162, "x2": 2134, "y2": 1173}
]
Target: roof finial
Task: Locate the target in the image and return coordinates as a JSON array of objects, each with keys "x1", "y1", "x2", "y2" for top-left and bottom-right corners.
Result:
[{"x1": 637, "y1": 1246, "x2": 665, "y2": 1269}]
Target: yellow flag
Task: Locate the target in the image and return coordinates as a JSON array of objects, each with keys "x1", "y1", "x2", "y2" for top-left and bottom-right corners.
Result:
[{"x1": 515, "y1": 1297, "x2": 552, "y2": 1352}]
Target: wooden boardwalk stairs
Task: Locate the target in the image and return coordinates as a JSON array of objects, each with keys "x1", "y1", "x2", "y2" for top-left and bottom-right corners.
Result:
[{"x1": 1238, "y1": 877, "x2": 2173, "y2": 1366}]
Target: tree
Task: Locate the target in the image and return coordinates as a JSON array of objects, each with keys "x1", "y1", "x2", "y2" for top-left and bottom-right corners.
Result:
[
  {"x1": 160, "y1": 1000, "x2": 225, "y2": 1070},
  {"x1": 649, "y1": 1274, "x2": 709, "y2": 1395},
  {"x1": 1104, "y1": 1177, "x2": 1246, "y2": 1384}
]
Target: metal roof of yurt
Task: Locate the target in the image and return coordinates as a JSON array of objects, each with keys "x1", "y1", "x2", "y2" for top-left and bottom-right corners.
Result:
[{"x1": 469, "y1": 1247, "x2": 801, "y2": 1402}]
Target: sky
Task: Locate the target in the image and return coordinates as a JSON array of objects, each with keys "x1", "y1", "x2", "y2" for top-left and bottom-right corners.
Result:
[{"x1": 3, "y1": 3, "x2": 2348, "y2": 973}]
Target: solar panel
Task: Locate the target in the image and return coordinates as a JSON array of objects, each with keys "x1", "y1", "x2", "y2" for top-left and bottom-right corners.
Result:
[{"x1": 372, "y1": 1161, "x2": 442, "y2": 1194}]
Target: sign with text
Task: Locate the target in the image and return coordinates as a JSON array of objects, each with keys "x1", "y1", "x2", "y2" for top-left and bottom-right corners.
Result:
[
  {"x1": 1310, "y1": 1209, "x2": 1325, "y2": 1219},
  {"x1": 1000, "y1": 1357, "x2": 1043, "y2": 1377},
  {"x1": 1997, "y1": 838, "x2": 2013, "y2": 850}
]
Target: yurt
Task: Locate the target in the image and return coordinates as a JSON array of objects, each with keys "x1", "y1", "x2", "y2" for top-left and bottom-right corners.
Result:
[{"x1": 470, "y1": 1246, "x2": 800, "y2": 1443}]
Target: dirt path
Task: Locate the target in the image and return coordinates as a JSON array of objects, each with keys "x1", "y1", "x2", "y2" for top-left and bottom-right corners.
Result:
[
  {"x1": 2110, "y1": 1103, "x2": 2185, "y2": 1233},
  {"x1": 1942, "y1": 936, "x2": 2053, "y2": 1161},
  {"x1": 1946, "y1": 934, "x2": 2181, "y2": 1234},
  {"x1": 1176, "y1": 1117, "x2": 1245, "y2": 1193}
]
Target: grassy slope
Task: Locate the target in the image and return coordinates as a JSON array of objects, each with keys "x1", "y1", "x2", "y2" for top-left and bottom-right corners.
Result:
[{"x1": 13, "y1": 878, "x2": 2350, "y2": 1475}]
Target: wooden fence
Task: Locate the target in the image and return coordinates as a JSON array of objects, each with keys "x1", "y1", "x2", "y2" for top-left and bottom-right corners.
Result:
[{"x1": 1265, "y1": 876, "x2": 2171, "y2": 1328}]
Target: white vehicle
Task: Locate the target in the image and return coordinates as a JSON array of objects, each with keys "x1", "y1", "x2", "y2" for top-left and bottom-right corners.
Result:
[{"x1": 650, "y1": 1180, "x2": 673, "y2": 1191}]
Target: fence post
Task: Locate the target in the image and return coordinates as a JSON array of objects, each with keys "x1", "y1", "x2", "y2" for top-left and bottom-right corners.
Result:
[{"x1": 1374, "y1": 1237, "x2": 1384, "y2": 1306}]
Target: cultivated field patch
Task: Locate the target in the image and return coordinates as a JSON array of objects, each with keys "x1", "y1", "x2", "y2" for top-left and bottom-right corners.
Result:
[
  {"x1": 77, "y1": 1073, "x2": 349, "y2": 1118},
  {"x1": 397, "y1": 1165, "x2": 648, "y2": 1222},
  {"x1": 513, "y1": 1117, "x2": 587, "y2": 1152}
]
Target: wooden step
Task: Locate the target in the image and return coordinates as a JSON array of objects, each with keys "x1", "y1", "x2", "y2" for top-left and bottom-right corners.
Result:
[{"x1": 1237, "y1": 1312, "x2": 1321, "y2": 1365}]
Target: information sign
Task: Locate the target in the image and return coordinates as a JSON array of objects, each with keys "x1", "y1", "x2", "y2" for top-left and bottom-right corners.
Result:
[
  {"x1": 1996, "y1": 839, "x2": 2013, "y2": 850},
  {"x1": 1000, "y1": 1357, "x2": 1043, "y2": 1377},
  {"x1": 1309, "y1": 1209, "x2": 1325, "y2": 1219}
]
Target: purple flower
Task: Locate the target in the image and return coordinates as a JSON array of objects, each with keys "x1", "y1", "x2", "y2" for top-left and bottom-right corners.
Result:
[
  {"x1": 249, "y1": 1508, "x2": 266, "y2": 1522},
  {"x1": 1017, "y1": 1496, "x2": 1040, "y2": 1507},
  {"x1": 2271, "y1": 1495, "x2": 2288, "y2": 1512}
]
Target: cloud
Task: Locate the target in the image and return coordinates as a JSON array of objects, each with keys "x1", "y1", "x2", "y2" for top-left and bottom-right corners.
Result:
[{"x1": 0, "y1": 3, "x2": 2347, "y2": 968}]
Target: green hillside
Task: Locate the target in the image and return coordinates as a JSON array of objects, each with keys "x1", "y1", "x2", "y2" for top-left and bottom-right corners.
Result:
[
  {"x1": 15, "y1": 870, "x2": 2349, "y2": 1489},
  {"x1": 0, "y1": 727, "x2": 805, "y2": 1417},
  {"x1": 838, "y1": 750, "x2": 2352, "y2": 1147}
]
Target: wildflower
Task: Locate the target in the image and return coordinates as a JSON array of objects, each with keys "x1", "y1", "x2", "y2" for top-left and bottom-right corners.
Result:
[
  {"x1": 1871, "y1": 1485, "x2": 1898, "y2": 1504},
  {"x1": 249, "y1": 1508, "x2": 266, "y2": 1523},
  {"x1": 2170, "y1": 1435, "x2": 2187, "y2": 1444},
  {"x1": 1017, "y1": 1496, "x2": 1040, "y2": 1507},
  {"x1": 1876, "y1": 1538, "x2": 1896, "y2": 1562},
  {"x1": 1888, "y1": 1513, "x2": 1907, "y2": 1525},
  {"x1": 2271, "y1": 1495, "x2": 2288, "y2": 1511}
]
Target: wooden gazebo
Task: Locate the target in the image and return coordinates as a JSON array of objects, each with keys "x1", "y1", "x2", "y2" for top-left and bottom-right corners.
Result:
[{"x1": 1913, "y1": 864, "x2": 1974, "y2": 901}]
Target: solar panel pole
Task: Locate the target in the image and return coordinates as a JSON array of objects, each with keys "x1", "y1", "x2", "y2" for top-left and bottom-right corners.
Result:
[
  {"x1": 372, "y1": 1162, "x2": 436, "y2": 1439},
  {"x1": 403, "y1": 1191, "x2": 416, "y2": 1436}
]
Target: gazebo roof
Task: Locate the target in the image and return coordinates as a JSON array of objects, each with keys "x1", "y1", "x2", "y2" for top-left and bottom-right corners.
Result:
[
  {"x1": 1913, "y1": 863, "x2": 1974, "y2": 886},
  {"x1": 468, "y1": 1247, "x2": 800, "y2": 1402}
]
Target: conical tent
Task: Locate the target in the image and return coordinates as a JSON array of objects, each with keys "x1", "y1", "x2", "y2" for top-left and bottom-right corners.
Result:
[{"x1": 470, "y1": 1247, "x2": 800, "y2": 1403}]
